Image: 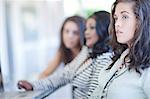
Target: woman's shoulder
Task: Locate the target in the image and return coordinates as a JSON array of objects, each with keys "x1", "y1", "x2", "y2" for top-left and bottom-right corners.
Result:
[
  {"x1": 78, "y1": 45, "x2": 89, "y2": 56},
  {"x1": 141, "y1": 67, "x2": 150, "y2": 95},
  {"x1": 142, "y1": 67, "x2": 150, "y2": 78},
  {"x1": 81, "y1": 45, "x2": 88, "y2": 52},
  {"x1": 96, "y1": 51, "x2": 114, "y2": 60},
  {"x1": 94, "y1": 51, "x2": 113, "y2": 65},
  {"x1": 140, "y1": 67, "x2": 150, "y2": 84},
  {"x1": 141, "y1": 66, "x2": 150, "y2": 74}
]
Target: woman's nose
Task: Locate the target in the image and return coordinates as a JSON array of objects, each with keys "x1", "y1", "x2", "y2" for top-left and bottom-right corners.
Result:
[
  {"x1": 85, "y1": 29, "x2": 89, "y2": 35},
  {"x1": 115, "y1": 19, "x2": 122, "y2": 28},
  {"x1": 68, "y1": 32, "x2": 74, "y2": 38}
]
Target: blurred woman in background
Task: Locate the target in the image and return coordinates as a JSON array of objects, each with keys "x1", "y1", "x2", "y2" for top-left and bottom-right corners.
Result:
[{"x1": 39, "y1": 15, "x2": 85, "y2": 79}]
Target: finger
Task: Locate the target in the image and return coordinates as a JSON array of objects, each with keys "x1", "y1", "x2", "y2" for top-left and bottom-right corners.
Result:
[{"x1": 18, "y1": 81, "x2": 26, "y2": 89}]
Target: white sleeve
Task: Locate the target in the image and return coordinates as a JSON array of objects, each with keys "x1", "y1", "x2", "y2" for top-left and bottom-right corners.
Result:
[{"x1": 31, "y1": 46, "x2": 89, "y2": 93}]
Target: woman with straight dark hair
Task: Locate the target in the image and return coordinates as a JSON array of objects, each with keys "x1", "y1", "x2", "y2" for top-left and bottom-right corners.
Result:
[
  {"x1": 18, "y1": 11, "x2": 113, "y2": 99},
  {"x1": 39, "y1": 15, "x2": 85, "y2": 79},
  {"x1": 90, "y1": 0, "x2": 150, "y2": 99}
]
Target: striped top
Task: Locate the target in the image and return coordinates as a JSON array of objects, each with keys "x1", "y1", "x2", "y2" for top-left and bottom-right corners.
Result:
[
  {"x1": 72, "y1": 52, "x2": 113, "y2": 99},
  {"x1": 31, "y1": 46, "x2": 113, "y2": 99}
]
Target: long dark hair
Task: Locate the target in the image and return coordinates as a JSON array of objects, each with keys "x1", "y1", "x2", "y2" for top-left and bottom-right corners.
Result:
[
  {"x1": 88, "y1": 11, "x2": 111, "y2": 58},
  {"x1": 109, "y1": 0, "x2": 150, "y2": 71},
  {"x1": 59, "y1": 16, "x2": 85, "y2": 64}
]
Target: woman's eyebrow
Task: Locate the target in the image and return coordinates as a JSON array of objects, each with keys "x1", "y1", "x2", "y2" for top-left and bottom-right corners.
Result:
[
  {"x1": 121, "y1": 11, "x2": 130, "y2": 14},
  {"x1": 114, "y1": 11, "x2": 130, "y2": 16}
]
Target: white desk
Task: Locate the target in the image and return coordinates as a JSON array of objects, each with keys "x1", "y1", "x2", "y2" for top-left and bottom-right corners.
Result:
[
  {"x1": 0, "y1": 84, "x2": 72, "y2": 99},
  {"x1": 0, "y1": 91, "x2": 42, "y2": 99}
]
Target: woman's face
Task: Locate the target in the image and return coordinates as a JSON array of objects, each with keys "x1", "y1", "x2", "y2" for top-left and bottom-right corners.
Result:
[
  {"x1": 63, "y1": 21, "x2": 80, "y2": 49},
  {"x1": 85, "y1": 18, "x2": 99, "y2": 48},
  {"x1": 114, "y1": 2, "x2": 137, "y2": 46}
]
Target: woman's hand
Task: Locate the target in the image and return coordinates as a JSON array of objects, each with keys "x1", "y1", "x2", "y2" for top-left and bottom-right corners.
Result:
[{"x1": 17, "y1": 80, "x2": 33, "y2": 91}]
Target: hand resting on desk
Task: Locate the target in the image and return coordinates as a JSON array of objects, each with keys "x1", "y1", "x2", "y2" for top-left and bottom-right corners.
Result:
[{"x1": 18, "y1": 80, "x2": 33, "y2": 91}]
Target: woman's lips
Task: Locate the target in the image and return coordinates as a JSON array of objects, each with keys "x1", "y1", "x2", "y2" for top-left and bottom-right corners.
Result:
[
  {"x1": 86, "y1": 37, "x2": 91, "y2": 41},
  {"x1": 116, "y1": 30, "x2": 123, "y2": 35}
]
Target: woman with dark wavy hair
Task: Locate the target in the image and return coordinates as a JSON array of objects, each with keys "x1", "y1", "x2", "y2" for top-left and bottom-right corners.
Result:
[
  {"x1": 88, "y1": 11, "x2": 111, "y2": 58},
  {"x1": 90, "y1": 0, "x2": 150, "y2": 99},
  {"x1": 18, "y1": 11, "x2": 113, "y2": 99}
]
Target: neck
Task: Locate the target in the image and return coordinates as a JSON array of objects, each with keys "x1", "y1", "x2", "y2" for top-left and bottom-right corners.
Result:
[
  {"x1": 127, "y1": 41, "x2": 132, "y2": 48},
  {"x1": 71, "y1": 47, "x2": 80, "y2": 58}
]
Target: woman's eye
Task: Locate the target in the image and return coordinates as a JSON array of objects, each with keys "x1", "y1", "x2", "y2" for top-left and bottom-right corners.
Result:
[
  {"x1": 73, "y1": 31, "x2": 79, "y2": 35},
  {"x1": 90, "y1": 26, "x2": 95, "y2": 29},
  {"x1": 122, "y1": 15, "x2": 128, "y2": 19},
  {"x1": 64, "y1": 30, "x2": 69, "y2": 33}
]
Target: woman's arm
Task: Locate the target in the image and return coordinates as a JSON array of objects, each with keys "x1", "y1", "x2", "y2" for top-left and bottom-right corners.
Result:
[
  {"x1": 31, "y1": 46, "x2": 89, "y2": 90},
  {"x1": 18, "y1": 46, "x2": 89, "y2": 95},
  {"x1": 38, "y1": 51, "x2": 62, "y2": 79}
]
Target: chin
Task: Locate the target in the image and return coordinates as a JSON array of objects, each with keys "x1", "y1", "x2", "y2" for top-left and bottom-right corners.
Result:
[
  {"x1": 65, "y1": 45, "x2": 73, "y2": 49},
  {"x1": 87, "y1": 44, "x2": 93, "y2": 48},
  {"x1": 117, "y1": 40, "x2": 126, "y2": 44}
]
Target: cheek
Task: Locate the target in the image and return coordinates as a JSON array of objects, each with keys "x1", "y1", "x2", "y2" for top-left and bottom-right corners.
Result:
[
  {"x1": 72, "y1": 35, "x2": 80, "y2": 44},
  {"x1": 91, "y1": 34, "x2": 99, "y2": 44},
  {"x1": 62, "y1": 34, "x2": 67, "y2": 42},
  {"x1": 95, "y1": 36, "x2": 99, "y2": 44},
  {"x1": 127, "y1": 19, "x2": 137, "y2": 38},
  {"x1": 62, "y1": 34, "x2": 71, "y2": 45},
  {"x1": 126, "y1": 25, "x2": 136, "y2": 39},
  {"x1": 94, "y1": 32, "x2": 99, "y2": 41},
  {"x1": 120, "y1": 27, "x2": 135, "y2": 44}
]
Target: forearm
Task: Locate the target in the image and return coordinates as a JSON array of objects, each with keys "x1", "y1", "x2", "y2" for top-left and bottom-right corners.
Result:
[
  {"x1": 32, "y1": 46, "x2": 89, "y2": 92},
  {"x1": 32, "y1": 68, "x2": 72, "y2": 91},
  {"x1": 38, "y1": 65, "x2": 59, "y2": 79},
  {"x1": 38, "y1": 52, "x2": 62, "y2": 79}
]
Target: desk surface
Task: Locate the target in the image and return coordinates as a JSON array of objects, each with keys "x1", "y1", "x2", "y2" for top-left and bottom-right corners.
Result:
[
  {"x1": 0, "y1": 91, "x2": 42, "y2": 99},
  {"x1": 0, "y1": 84, "x2": 72, "y2": 99}
]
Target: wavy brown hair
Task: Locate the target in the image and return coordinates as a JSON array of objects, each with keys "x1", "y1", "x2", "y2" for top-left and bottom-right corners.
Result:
[
  {"x1": 109, "y1": 0, "x2": 150, "y2": 71},
  {"x1": 59, "y1": 16, "x2": 85, "y2": 64}
]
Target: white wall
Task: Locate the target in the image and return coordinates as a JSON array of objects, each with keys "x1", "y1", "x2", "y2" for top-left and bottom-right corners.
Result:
[
  {"x1": 0, "y1": 0, "x2": 12, "y2": 91},
  {"x1": 1, "y1": 0, "x2": 65, "y2": 91}
]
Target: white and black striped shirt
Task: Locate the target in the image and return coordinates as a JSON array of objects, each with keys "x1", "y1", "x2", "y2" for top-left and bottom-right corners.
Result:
[
  {"x1": 32, "y1": 46, "x2": 113, "y2": 99},
  {"x1": 72, "y1": 52, "x2": 113, "y2": 99}
]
